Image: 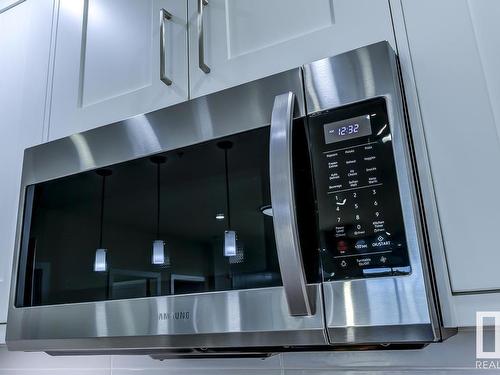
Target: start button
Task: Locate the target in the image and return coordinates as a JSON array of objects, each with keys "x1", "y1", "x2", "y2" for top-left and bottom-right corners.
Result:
[{"x1": 371, "y1": 234, "x2": 391, "y2": 249}]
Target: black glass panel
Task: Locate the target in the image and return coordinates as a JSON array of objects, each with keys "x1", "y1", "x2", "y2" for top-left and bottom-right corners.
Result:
[
  {"x1": 16, "y1": 123, "x2": 319, "y2": 307},
  {"x1": 308, "y1": 97, "x2": 411, "y2": 281}
]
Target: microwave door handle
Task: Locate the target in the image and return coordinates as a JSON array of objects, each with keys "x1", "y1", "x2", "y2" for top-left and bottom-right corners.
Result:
[{"x1": 270, "y1": 91, "x2": 313, "y2": 316}]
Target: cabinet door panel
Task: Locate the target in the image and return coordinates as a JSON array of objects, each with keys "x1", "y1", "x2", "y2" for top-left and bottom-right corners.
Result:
[
  {"x1": 188, "y1": 0, "x2": 395, "y2": 98},
  {"x1": 402, "y1": 0, "x2": 500, "y2": 292},
  {"x1": 82, "y1": 0, "x2": 154, "y2": 106},
  {"x1": 49, "y1": 0, "x2": 188, "y2": 140}
]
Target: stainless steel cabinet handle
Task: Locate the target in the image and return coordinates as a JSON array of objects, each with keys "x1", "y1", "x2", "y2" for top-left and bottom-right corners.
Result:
[
  {"x1": 270, "y1": 92, "x2": 313, "y2": 316},
  {"x1": 197, "y1": 0, "x2": 210, "y2": 73},
  {"x1": 160, "y1": 8, "x2": 173, "y2": 86}
]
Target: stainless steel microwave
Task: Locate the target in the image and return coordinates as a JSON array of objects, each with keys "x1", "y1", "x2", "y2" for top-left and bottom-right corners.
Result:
[{"x1": 7, "y1": 42, "x2": 456, "y2": 357}]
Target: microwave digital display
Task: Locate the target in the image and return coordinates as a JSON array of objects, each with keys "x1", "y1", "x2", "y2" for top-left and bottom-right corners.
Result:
[{"x1": 323, "y1": 114, "x2": 372, "y2": 144}]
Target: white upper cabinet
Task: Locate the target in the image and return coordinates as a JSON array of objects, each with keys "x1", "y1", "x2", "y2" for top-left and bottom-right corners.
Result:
[
  {"x1": 187, "y1": 0, "x2": 396, "y2": 98},
  {"x1": 402, "y1": 0, "x2": 500, "y2": 293},
  {"x1": 49, "y1": 0, "x2": 396, "y2": 135},
  {"x1": 49, "y1": 0, "x2": 188, "y2": 140},
  {"x1": 0, "y1": 0, "x2": 52, "y2": 323}
]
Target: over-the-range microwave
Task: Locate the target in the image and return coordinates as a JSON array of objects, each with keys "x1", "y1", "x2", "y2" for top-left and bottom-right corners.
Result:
[{"x1": 7, "y1": 42, "x2": 456, "y2": 358}]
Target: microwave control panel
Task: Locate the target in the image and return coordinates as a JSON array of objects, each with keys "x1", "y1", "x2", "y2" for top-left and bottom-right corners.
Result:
[{"x1": 308, "y1": 97, "x2": 411, "y2": 281}]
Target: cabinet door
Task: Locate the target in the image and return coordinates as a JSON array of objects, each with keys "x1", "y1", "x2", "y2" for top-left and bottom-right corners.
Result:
[
  {"x1": 0, "y1": 0, "x2": 51, "y2": 323},
  {"x1": 49, "y1": 0, "x2": 188, "y2": 140},
  {"x1": 187, "y1": 0, "x2": 395, "y2": 98},
  {"x1": 402, "y1": 0, "x2": 500, "y2": 293}
]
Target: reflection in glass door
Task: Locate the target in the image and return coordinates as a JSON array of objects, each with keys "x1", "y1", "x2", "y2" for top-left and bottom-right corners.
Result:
[{"x1": 17, "y1": 127, "x2": 285, "y2": 307}]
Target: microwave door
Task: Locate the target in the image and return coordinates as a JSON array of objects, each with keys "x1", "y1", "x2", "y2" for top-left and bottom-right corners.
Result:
[{"x1": 8, "y1": 74, "x2": 327, "y2": 353}]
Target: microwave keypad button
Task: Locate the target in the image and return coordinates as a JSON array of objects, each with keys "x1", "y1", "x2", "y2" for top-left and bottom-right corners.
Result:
[
  {"x1": 349, "y1": 221, "x2": 366, "y2": 237},
  {"x1": 334, "y1": 226, "x2": 346, "y2": 238},
  {"x1": 333, "y1": 193, "x2": 347, "y2": 204},
  {"x1": 372, "y1": 219, "x2": 386, "y2": 233},
  {"x1": 352, "y1": 224, "x2": 366, "y2": 237},
  {"x1": 329, "y1": 172, "x2": 341, "y2": 181},
  {"x1": 329, "y1": 183, "x2": 343, "y2": 191},
  {"x1": 328, "y1": 161, "x2": 338, "y2": 169},
  {"x1": 344, "y1": 148, "x2": 356, "y2": 155},
  {"x1": 371, "y1": 234, "x2": 392, "y2": 250},
  {"x1": 354, "y1": 239, "x2": 368, "y2": 252},
  {"x1": 347, "y1": 169, "x2": 358, "y2": 177},
  {"x1": 356, "y1": 256, "x2": 373, "y2": 267},
  {"x1": 348, "y1": 179, "x2": 360, "y2": 188},
  {"x1": 336, "y1": 239, "x2": 349, "y2": 254}
]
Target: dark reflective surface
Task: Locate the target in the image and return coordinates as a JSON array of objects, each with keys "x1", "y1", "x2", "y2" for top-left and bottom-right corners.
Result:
[{"x1": 17, "y1": 127, "x2": 291, "y2": 307}]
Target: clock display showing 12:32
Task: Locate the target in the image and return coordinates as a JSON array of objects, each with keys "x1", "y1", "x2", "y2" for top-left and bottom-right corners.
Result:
[{"x1": 323, "y1": 114, "x2": 373, "y2": 144}]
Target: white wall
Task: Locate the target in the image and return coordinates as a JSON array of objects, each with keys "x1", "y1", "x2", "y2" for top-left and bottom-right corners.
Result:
[{"x1": 0, "y1": 330, "x2": 488, "y2": 374}]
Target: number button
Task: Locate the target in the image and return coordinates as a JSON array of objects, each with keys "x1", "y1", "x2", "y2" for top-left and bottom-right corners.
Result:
[{"x1": 335, "y1": 194, "x2": 347, "y2": 203}]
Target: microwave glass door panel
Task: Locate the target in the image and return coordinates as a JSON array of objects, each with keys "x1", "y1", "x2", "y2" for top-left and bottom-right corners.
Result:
[
  {"x1": 17, "y1": 128, "x2": 281, "y2": 307},
  {"x1": 308, "y1": 97, "x2": 411, "y2": 281},
  {"x1": 16, "y1": 122, "x2": 318, "y2": 307}
]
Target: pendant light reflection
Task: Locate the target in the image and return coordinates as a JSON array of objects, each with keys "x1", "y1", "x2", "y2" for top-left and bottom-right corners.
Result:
[
  {"x1": 223, "y1": 230, "x2": 237, "y2": 257},
  {"x1": 152, "y1": 240, "x2": 167, "y2": 265},
  {"x1": 94, "y1": 248, "x2": 107, "y2": 272},
  {"x1": 94, "y1": 169, "x2": 112, "y2": 272},
  {"x1": 218, "y1": 141, "x2": 244, "y2": 264},
  {"x1": 150, "y1": 155, "x2": 170, "y2": 266}
]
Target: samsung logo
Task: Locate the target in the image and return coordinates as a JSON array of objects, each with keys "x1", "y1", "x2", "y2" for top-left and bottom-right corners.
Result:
[{"x1": 158, "y1": 311, "x2": 191, "y2": 321}]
